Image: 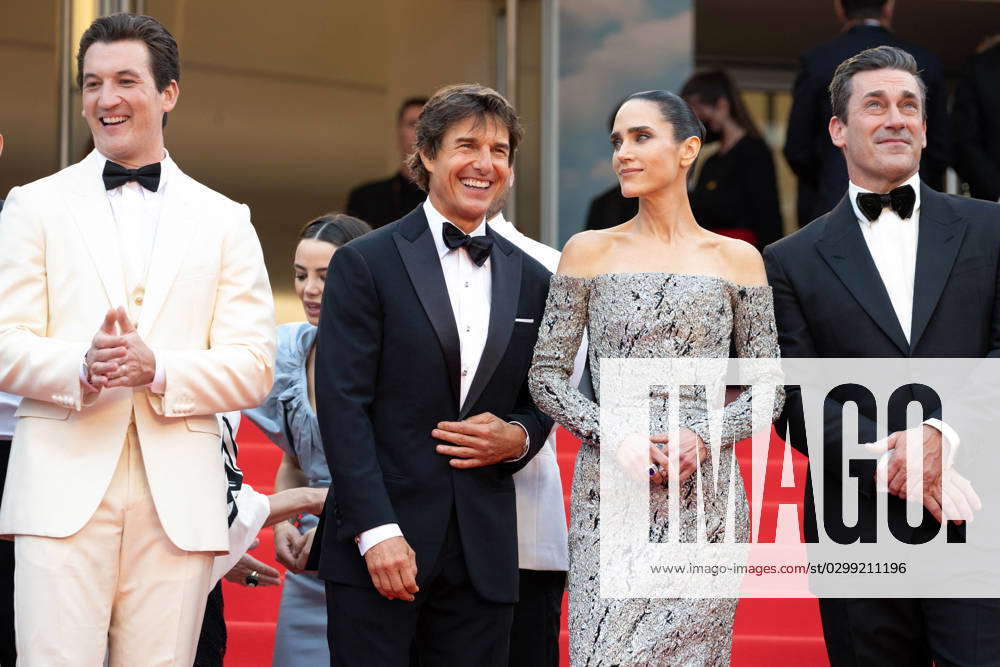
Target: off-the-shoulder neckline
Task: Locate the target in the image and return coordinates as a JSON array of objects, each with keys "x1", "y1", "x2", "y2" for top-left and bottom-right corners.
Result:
[{"x1": 552, "y1": 271, "x2": 771, "y2": 290}]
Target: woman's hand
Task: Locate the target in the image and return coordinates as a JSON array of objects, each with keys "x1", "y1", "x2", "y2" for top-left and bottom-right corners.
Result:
[
  {"x1": 273, "y1": 521, "x2": 301, "y2": 571},
  {"x1": 650, "y1": 428, "x2": 708, "y2": 484},
  {"x1": 292, "y1": 527, "x2": 317, "y2": 572},
  {"x1": 614, "y1": 434, "x2": 671, "y2": 484},
  {"x1": 224, "y1": 553, "x2": 280, "y2": 587}
]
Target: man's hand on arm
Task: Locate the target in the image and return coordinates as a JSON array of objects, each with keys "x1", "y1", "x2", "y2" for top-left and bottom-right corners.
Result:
[
  {"x1": 433, "y1": 412, "x2": 528, "y2": 468},
  {"x1": 362, "y1": 535, "x2": 418, "y2": 602}
]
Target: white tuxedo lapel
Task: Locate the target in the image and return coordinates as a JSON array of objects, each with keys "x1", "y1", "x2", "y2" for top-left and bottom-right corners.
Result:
[
  {"x1": 64, "y1": 151, "x2": 128, "y2": 311},
  {"x1": 138, "y1": 168, "x2": 200, "y2": 338}
]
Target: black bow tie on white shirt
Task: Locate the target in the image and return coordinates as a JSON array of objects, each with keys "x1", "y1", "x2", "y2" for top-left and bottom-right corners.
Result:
[
  {"x1": 442, "y1": 222, "x2": 493, "y2": 267},
  {"x1": 102, "y1": 160, "x2": 161, "y2": 192},
  {"x1": 855, "y1": 184, "x2": 915, "y2": 222}
]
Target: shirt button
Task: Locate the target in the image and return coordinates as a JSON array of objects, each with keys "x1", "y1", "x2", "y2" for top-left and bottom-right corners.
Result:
[
  {"x1": 464, "y1": 281, "x2": 470, "y2": 288},
  {"x1": 465, "y1": 325, "x2": 471, "y2": 333},
  {"x1": 461, "y1": 369, "x2": 468, "y2": 377},
  {"x1": 134, "y1": 295, "x2": 143, "y2": 305}
]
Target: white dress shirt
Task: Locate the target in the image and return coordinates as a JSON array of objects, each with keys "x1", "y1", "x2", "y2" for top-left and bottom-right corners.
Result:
[
  {"x1": 80, "y1": 151, "x2": 169, "y2": 394},
  {"x1": 848, "y1": 173, "x2": 958, "y2": 457},
  {"x1": 358, "y1": 199, "x2": 527, "y2": 556},
  {"x1": 490, "y1": 213, "x2": 587, "y2": 571}
]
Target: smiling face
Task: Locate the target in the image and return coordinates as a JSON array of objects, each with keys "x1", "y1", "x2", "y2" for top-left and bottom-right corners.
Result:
[
  {"x1": 81, "y1": 40, "x2": 177, "y2": 168},
  {"x1": 611, "y1": 99, "x2": 700, "y2": 199},
  {"x1": 420, "y1": 114, "x2": 511, "y2": 231},
  {"x1": 829, "y1": 67, "x2": 925, "y2": 192},
  {"x1": 294, "y1": 238, "x2": 337, "y2": 326}
]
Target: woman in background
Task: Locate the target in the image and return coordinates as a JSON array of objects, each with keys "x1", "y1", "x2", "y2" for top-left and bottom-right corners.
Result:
[
  {"x1": 245, "y1": 213, "x2": 371, "y2": 666},
  {"x1": 681, "y1": 70, "x2": 784, "y2": 249}
]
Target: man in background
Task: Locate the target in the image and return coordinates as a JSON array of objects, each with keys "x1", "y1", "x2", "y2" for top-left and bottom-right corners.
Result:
[
  {"x1": 783, "y1": 0, "x2": 948, "y2": 225},
  {"x1": 952, "y1": 36, "x2": 1000, "y2": 202},
  {"x1": 486, "y1": 177, "x2": 585, "y2": 667},
  {"x1": 345, "y1": 97, "x2": 427, "y2": 228}
]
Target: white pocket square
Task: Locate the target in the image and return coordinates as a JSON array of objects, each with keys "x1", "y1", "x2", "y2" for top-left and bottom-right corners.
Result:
[{"x1": 514, "y1": 318, "x2": 535, "y2": 324}]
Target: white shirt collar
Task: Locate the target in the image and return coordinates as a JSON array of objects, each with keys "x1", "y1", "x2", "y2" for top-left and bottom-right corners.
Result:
[
  {"x1": 848, "y1": 171, "x2": 922, "y2": 224},
  {"x1": 423, "y1": 197, "x2": 488, "y2": 260},
  {"x1": 94, "y1": 147, "x2": 174, "y2": 196}
]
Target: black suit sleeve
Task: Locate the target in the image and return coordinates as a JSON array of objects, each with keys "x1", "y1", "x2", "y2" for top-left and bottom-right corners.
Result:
[
  {"x1": 952, "y1": 58, "x2": 1000, "y2": 202},
  {"x1": 783, "y1": 57, "x2": 823, "y2": 186},
  {"x1": 501, "y1": 371, "x2": 554, "y2": 475},
  {"x1": 315, "y1": 244, "x2": 397, "y2": 540}
]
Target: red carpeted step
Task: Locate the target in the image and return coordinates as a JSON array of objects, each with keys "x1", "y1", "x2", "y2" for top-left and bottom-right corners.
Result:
[
  {"x1": 226, "y1": 621, "x2": 277, "y2": 666},
  {"x1": 731, "y1": 634, "x2": 829, "y2": 665}
]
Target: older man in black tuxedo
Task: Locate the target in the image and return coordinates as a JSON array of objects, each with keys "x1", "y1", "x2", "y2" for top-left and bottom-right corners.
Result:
[
  {"x1": 314, "y1": 84, "x2": 552, "y2": 667},
  {"x1": 766, "y1": 46, "x2": 1000, "y2": 665}
]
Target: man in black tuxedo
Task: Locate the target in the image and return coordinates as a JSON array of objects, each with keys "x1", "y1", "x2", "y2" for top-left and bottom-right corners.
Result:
[
  {"x1": 783, "y1": 0, "x2": 948, "y2": 225},
  {"x1": 345, "y1": 97, "x2": 428, "y2": 229},
  {"x1": 953, "y1": 40, "x2": 1000, "y2": 202},
  {"x1": 766, "y1": 46, "x2": 1000, "y2": 665},
  {"x1": 315, "y1": 84, "x2": 553, "y2": 666}
]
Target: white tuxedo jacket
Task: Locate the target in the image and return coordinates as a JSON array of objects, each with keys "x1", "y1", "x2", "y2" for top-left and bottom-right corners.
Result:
[{"x1": 0, "y1": 150, "x2": 276, "y2": 552}]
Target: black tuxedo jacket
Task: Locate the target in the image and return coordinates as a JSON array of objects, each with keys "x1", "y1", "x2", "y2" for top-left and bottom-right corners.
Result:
[
  {"x1": 764, "y1": 185, "x2": 1000, "y2": 542},
  {"x1": 783, "y1": 25, "x2": 949, "y2": 223},
  {"x1": 953, "y1": 44, "x2": 1000, "y2": 202},
  {"x1": 312, "y1": 205, "x2": 553, "y2": 603}
]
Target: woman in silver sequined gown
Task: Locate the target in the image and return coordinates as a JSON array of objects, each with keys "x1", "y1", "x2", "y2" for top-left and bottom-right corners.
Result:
[{"x1": 528, "y1": 91, "x2": 783, "y2": 665}]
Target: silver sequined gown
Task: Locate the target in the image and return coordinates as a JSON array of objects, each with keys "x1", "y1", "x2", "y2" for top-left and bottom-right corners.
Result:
[{"x1": 528, "y1": 273, "x2": 783, "y2": 666}]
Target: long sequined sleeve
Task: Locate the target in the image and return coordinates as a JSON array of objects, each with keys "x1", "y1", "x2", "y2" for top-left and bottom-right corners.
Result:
[
  {"x1": 529, "y1": 275, "x2": 601, "y2": 445},
  {"x1": 687, "y1": 285, "x2": 784, "y2": 448}
]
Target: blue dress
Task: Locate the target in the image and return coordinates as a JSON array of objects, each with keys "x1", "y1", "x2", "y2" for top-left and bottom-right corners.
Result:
[{"x1": 244, "y1": 322, "x2": 330, "y2": 667}]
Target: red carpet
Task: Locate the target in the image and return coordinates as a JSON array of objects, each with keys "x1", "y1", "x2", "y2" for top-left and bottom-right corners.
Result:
[{"x1": 224, "y1": 422, "x2": 827, "y2": 666}]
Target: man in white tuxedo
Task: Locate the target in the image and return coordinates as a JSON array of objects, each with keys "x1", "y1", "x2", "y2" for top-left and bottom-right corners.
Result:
[
  {"x1": 0, "y1": 14, "x2": 275, "y2": 664},
  {"x1": 485, "y1": 179, "x2": 585, "y2": 667}
]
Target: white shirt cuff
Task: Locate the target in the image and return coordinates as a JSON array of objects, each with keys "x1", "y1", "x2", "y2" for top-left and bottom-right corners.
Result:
[
  {"x1": 505, "y1": 421, "x2": 530, "y2": 462},
  {"x1": 357, "y1": 523, "x2": 403, "y2": 556},
  {"x1": 148, "y1": 353, "x2": 165, "y2": 394},
  {"x1": 923, "y1": 418, "x2": 959, "y2": 468}
]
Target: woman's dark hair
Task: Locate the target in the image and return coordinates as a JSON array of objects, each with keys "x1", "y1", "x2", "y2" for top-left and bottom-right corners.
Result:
[
  {"x1": 76, "y1": 13, "x2": 179, "y2": 92},
  {"x1": 407, "y1": 83, "x2": 523, "y2": 192},
  {"x1": 298, "y1": 213, "x2": 372, "y2": 248},
  {"x1": 615, "y1": 90, "x2": 705, "y2": 143},
  {"x1": 680, "y1": 70, "x2": 761, "y2": 138}
]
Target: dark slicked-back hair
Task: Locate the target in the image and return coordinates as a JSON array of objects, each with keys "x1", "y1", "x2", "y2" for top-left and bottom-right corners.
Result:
[
  {"x1": 299, "y1": 213, "x2": 372, "y2": 248},
  {"x1": 77, "y1": 13, "x2": 179, "y2": 92},
  {"x1": 407, "y1": 84, "x2": 523, "y2": 192},
  {"x1": 680, "y1": 70, "x2": 761, "y2": 138},
  {"x1": 840, "y1": 0, "x2": 888, "y2": 20},
  {"x1": 615, "y1": 90, "x2": 705, "y2": 143},
  {"x1": 830, "y1": 45, "x2": 926, "y2": 123},
  {"x1": 397, "y1": 97, "x2": 428, "y2": 123}
]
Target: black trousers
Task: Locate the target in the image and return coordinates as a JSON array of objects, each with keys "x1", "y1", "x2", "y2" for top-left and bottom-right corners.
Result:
[
  {"x1": 819, "y1": 597, "x2": 1000, "y2": 666},
  {"x1": 326, "y1": 515, "x2": 514, "y2": 667},
  {"x1": 0, "y1": 439, "x2": 14, "y2": 667},
  {"x1": 508, "y1": 569, "x2": 566, "y2": 667}
]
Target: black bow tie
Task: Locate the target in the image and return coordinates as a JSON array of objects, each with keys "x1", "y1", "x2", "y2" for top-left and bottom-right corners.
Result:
[
  {"x1": 102, "y1": 160, "x2": 161, "y2": 192},
  {"x1": 442, "y1": 222, "x2": 493, "y2": 267},
  {"x1": 855, "y1": 184, "x2": 915, "y2": 222}
]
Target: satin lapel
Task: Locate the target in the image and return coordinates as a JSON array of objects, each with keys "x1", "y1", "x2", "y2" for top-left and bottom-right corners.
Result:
[
  {"x1": 138, "y1": 171, "x2": 199, "y2": 338},
  {"x1": 460, "y1": 230, "x2": 520, "y2": 419},
  {"x1": 815, "y1": 197, "x2": 910, "y2": 355},
  {"x1": 392, "y1": 210, "x2": 462, "y2": 407},
  {"x1": 909, "y1": 186, "x2": 966, "y2": 351},
  {"x1": 64, "y1": 155, "x2": 128, "y2": 311}
]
